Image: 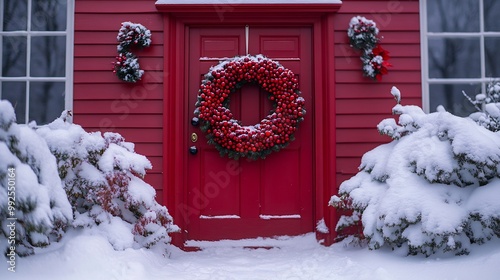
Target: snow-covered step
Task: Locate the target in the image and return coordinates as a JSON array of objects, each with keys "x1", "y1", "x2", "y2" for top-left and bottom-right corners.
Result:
[
  {"x1": 199, "y1": 215, "x2": 241, "y2": 219},
  {"x1": 259, "y1": 214, "x2": 301, "y2": 220},
  {"x1": 185, "y1": 234, "x2": 314, "y2": 249}
]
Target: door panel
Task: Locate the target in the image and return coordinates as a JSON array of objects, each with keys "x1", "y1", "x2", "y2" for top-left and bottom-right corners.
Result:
[
  {"x1": 200, "y1": 36, "x2": 242, "y2": 58},
  {"x1": 261, "y1": 150, "x2": 301, "y2": 216},
  {"x1": 199, "y1": 150, "x2": 240, "y2": 217},
  {"x1": 187, "y1": 26, "x2": 313, "y2": 241}
]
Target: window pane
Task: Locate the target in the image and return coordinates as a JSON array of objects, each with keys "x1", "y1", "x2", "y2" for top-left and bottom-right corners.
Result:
[
  {"x1": 2, "y1": 36, "x2": 27, "y2": 77},
  {"x1": 1, "y1": 82, "x2": 27, "y2": 123},
  {"x1": 485, "y1": 37, "x2": 500, "y2": 78},
  {"x1": 430, "y1": 83, "x2": 481, "y2": 117},
  {"x1": 427, "y1": 0, "x2": 479, "y2": 32},
  {"x1": 31, "y1": 0, "x2": 67, "y2": 31},
  {"x1": 428, "y1": 38, "x2": 480, "y2": 78},
  {"x1": 29, "y1": 82, "x2": 65, "y2": 124},
  {"x1": 30, "y1": 36, "x2": 66, "y2": 77},
  {"x1": 2, "y1": 0, "x2": 28, "y2": 31},
  {"x1": 484, "y1": 0, "x2": 500, "y2": 32}
]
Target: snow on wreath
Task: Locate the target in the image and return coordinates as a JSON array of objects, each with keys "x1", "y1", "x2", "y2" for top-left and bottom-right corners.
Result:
[
  {"x1": 112, "y1": 22, "x2": 152, "y2": 83},
  {"x1": 194, "y1": 55, "x2": 306, "y2": 160},
  {"x1": 347, "y1": 16, "x2": 392, "y2": 81}
]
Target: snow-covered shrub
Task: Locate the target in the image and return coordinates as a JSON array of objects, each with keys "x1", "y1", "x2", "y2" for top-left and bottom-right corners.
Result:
[
  {"x1": 465, "y1": 81, "x2": 500, "y2": 132},
  {"x1": 0, "y1": 101, "x2": 73, "y2": 256},
  {"x1": 35, "y1": 112, "x2": 179, "y2": 249},
  {"x1": 330, "y1": 87, "x2": 500, "y2": 256}
]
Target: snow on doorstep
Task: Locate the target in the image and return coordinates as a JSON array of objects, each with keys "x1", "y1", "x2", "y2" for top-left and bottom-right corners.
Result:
[
  {"x1": 156, "y1": 0, "x2": 342, "y2": 4},
  {"x1": 259, "y1": 214, "x2": 301, "y2": 220},
  {"x1": 185, "y1": 234, "x2": 311, "y2": 248},
  {"x1": 199, "y1": 215, "x2": 241, "y2": 219}
]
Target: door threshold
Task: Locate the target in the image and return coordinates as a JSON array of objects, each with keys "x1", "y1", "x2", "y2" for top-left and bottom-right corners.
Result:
[{"x1": 184, "y1": 233, "x2": 315, "y2": 250}]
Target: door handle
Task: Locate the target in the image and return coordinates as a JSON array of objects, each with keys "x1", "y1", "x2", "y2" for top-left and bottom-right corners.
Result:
[
  {"x1": 191, "y1": 117, "x2": 200, "y2": 126},
  {"x1": 189, "y1": 146, "x2": 198, "y2": 155}
]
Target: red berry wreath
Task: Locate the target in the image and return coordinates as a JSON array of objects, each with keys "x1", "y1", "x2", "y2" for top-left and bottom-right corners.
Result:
[{"x1": 194, "y1": 55, "x2": 306, "y2": 160}]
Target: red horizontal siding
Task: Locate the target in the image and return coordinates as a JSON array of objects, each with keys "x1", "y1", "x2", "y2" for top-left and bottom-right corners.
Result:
[
  {"x1": 336, "y1": 128, "x2": 389, "y2": 144},
  {"x1": 337, "y1": 157, "x2": 363, "y2": 172},
  {"x1": 74, "y1": 100, "x2": 162, "y2": 114},
  {"x1": 336, "y1": 71, "x2": 421, "y2": 84},
  {"x1": 73, "y1": 115, "x2": 162, "y2": 134},
  {"x1": 75, "y1": 13, "x2": 163, "y2": 31},
  {"x1": 336, "y1": 98, "x2": 421, "y2": 114},
  {"x1": 144, "y1": 173, "x2": 162, "y2": 190},
  {"x1": 334, "y1": 14, "x2": 420, "y2": 32},
  {"x1": 336, "y1": 174, "x2": 356, "y2": 188},
  {"x1": 132, "y1": 143, "x2": 163, "y2": 157},
  {"x1": 75, "y1": 57, "x2": 163, "y2": 71},
  {"x1": 74, "y1": 31, "x2": 164, "y2": 45},
  {"x1": 74, "y1": 0, "x2": 164, "y2": 191},
  {"x1": 76, "y1": 0, "x2": 160, "y2": 13},
  {"x1": 334, "y1": 31, "x2": 420, "y2": 44},
  {"x1": 80, "y1": 128, "x2": 163, "y2": 143},
  {"x1": 338, "y1": 143, "x2": 388, "y2": 158},
  {"x1": 334, "y1": 0, "x2": 421, "y2": 188},
  {"x1": 336, "y1": 57, "x2": 421, "y2": 71},
  {"x1": 75, "y1": 114, "x2": 162, "y2": 128},
  {"x1": 337, "y1": 114, "x2": 394, "y2": 129},
  {"x1": 74, "y1": 70, "x2": 165, "y2": 83},
  {"x1": 336, "y1": 83, "x2": 422, "y2": 99},
  {"x1": 145, "y1": 156, "x2": 163, "y2": 173},
  {"x1": 74, "y1": 45, "x2": 164, "y2": 58},
  {"x1": 335, "y1": 0, "x2": 419, "y2": 14},
  {"x1": 154, "y1": 189, "x2": 164, "y2": 205},
  {"x1": 74, "y1": 84, "x2": 163, "y2": 100},
  {"x1": 335, "y1": 44, "x2": 420, "y2": 58}
]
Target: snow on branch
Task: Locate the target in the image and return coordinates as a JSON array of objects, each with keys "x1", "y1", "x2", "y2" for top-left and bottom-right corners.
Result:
[
  {"x1": 1, "y1": 100, "x2": 178, "y2": 257},
  {"x1": 36, "y1": 113, "x2": 179, "y2": 249},
  {"x1": 330, "y1": 87, "x2": 500, "y2": 256}
]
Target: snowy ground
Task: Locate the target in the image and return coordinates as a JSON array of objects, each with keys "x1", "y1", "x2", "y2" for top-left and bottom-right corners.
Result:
[{"x1": 2, "y1": 229, "x2": 500, "y2": 280}]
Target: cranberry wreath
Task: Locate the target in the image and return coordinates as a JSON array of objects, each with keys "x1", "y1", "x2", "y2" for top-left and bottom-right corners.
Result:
[{"x1": 194, "y1": 55, "x2": 306, "y2": 160}]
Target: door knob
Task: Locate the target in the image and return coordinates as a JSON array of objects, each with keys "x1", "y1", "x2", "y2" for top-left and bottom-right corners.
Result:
[
  {"x1": 189, "y1": 146, "x2": 198, "y2": 155},
  {"x1": 191, "y1": 117, "x2": 200, "y2": 126}
]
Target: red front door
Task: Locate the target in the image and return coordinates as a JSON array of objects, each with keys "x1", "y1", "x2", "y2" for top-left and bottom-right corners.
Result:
[{"x1": 185, "y1": 26, "x2": 313, "y2": 241}]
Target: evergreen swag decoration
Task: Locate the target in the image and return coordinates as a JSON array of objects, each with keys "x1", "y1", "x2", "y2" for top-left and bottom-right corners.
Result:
[
  {"x1": 194, "y1": 55, "x2": 306, "y2": 160},
  {"x1": 113, "y1": 22, "x2": 152, "y2": 83},
  {"x1": 348, "y1": 16, "x2": 392, "y2": 81}
]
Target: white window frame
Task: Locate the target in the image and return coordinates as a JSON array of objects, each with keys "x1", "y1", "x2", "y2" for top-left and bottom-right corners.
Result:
[
  {"x1": 0, "y1": 0, "x2": 74, "y2": 123},
  {"x1": 420, "y1": 0, "x2": 500, "y2": 113}
]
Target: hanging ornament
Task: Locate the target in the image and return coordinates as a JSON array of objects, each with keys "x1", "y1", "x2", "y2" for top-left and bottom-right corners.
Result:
[
  {"x1": 347, "y1": 16, "x2": 392, "y2": 81},
  {"x1": 112, "y1": 22, "x2": 152, "y2": 83}
]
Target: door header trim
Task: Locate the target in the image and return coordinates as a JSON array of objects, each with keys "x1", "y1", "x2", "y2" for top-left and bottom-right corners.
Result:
[{"x1": 155, "y1": 3, "x2": 342, "y2": 15}]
